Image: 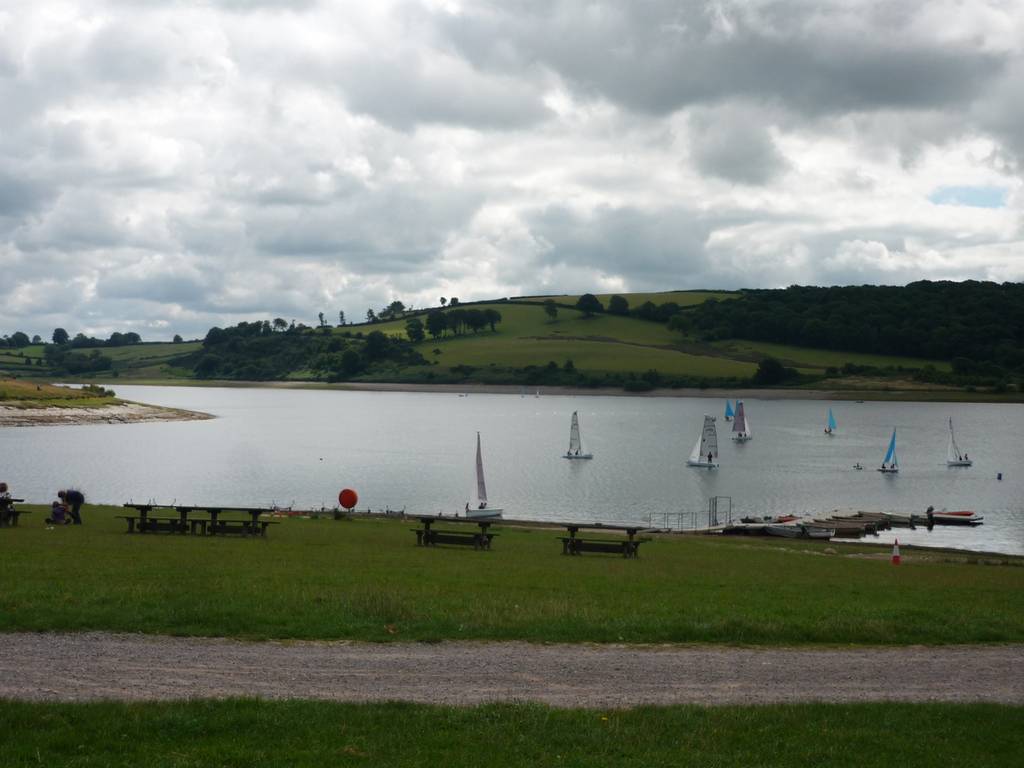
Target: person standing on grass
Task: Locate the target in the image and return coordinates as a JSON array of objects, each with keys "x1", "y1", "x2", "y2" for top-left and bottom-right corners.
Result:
[
  {"x1": 0, "y1": 482, "x2": 13, "y2": 526},
  {"x1": 58, "y1": 488, "x2": 85, "y2": 525}
]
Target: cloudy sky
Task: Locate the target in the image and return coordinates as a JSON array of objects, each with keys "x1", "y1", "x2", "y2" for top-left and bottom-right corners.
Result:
[{"x1": 2, "y1": 0, "x2": 1023, "y2": 340}]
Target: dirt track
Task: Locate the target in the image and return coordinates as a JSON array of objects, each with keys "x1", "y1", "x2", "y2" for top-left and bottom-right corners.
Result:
[{"x1": 2, "y1": 633, "x2": 1021, "y2": 707}]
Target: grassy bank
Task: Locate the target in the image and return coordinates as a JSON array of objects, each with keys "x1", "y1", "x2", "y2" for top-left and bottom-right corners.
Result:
[
  {"x1": 0, "y1": 379, "x2": 117, "y2": 408},
  {"x1": 2, "y1": 506, "x2": 1022, "y2": 644},
  {"x1": 1, "y1": 700, "x2": 1021, "y2": 767}
]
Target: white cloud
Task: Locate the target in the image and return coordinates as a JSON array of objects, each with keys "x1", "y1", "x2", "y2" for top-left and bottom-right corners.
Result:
[{"x1": 0, "y1": 0, "x2": 1022, "y2": 340}]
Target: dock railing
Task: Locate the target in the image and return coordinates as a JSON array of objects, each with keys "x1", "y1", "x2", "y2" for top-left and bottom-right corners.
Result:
[{"x1": 647, "y1": 496, "x2": 734, "y2": 531}]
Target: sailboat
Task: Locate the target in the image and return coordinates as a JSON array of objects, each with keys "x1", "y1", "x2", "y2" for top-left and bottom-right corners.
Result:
[
  {"x1": 686, "y1": 415, "x2": 719, "y2": 468},
  {"x1": 946, "y1": 417, "x2": 972, "y2": 467},
  {"x1": 465, "y1": 432, "x2": 503, "y2": 518},
  {"x1": 877, "y1": 429, "x2": 899, "y2": 473},
  {"x1": 731, "y1": 400, "x2": 752, "y2": 442},
  {"x1": 824, "y1": 408, "x2": 836, "y2": 435},
  {"x1": 724, "y1": 400, "x2": 734, "y2": 421},
  {"x1": 562, "y1": 411, "x2": 593, "y2": 459}
]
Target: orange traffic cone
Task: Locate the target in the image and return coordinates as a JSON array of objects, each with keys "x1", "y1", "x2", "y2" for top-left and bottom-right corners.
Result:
[{"x1": 891, "y1": 538, "x2": 901, "y2": 565}]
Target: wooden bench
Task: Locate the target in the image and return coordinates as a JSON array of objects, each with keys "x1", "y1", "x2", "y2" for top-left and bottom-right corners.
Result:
[
  {"x1": 559, "y1": 537, "x2": 645, "y2": 558},
  {"x1": 0, "y1": 498, "x2": 26, "y2": 528},
  {"x1": 415, "y1": 528, "x2": 496, "y2": 550},
  {"x1": 118, "y1": 515, "x2": 188, "y2": 534},
  {"x1": 204, "y1": 519, "x2": 276, "y2": 537}
]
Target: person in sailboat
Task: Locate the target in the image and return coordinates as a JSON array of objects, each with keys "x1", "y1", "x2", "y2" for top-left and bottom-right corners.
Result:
[{"x1": 707, "y1": 451, "x2": 713, "y2": 464}]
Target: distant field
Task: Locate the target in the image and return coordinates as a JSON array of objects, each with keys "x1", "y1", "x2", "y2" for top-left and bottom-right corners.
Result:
[
  {"x1": 0, "y1": 341, "x2": 200, "y2": 380},
  {"x1": 370, "y1": 303, "x2": 756, "y2": 378},
  {"x1": 712, "y1": 340, "x2": 951, "y2": 372}
]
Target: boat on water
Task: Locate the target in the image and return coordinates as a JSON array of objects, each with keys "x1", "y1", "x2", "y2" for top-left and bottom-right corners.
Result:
[
  {"x1": 825, "y1": 408, "x2": 836, "y2": 435},
  {"x1": 562, "y1": 411, "x2": 593, "y2": 460},
  {"x1": 877, "y1": 429, "x2": 899, "y2": 473},
  {"x1": 686, "y1": 415, "x2": 719, "y2": 468},
  {"x1": 927, "y1": 509, "x2": 984, "y2": 526},
  {"x1": 853, "y1": 463, "x2": 864, "y2": 470},
  {"x1": 946, "y1": 417, "x2": 972, "y2": 467},
  {"x1": 724, "y1": 400, "x2": 734, "y2": 421},
  {"x1": 731, "y1": 400, "x2": 752, "y2": 442},
  {"x1": 464, "y1": 432, "x2": 502, "y2": 519}
]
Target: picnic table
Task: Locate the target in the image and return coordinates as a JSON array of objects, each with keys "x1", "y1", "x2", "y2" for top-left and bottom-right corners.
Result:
[
  {"x1": 119, "y1": 504, "x2": 277, "y2": 537},
  {"x1": 412, "y1": 515, "x2": 497, "y2": 550},
  {"x1": 0, "y1": 498, "x2": 26, "y2": 528},
  {"x1": 559, "y1": 523, "x2": 648, "y2": 558}
]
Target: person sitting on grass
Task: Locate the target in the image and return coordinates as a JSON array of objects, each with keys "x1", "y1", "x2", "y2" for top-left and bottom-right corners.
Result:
[{"x1": 46, "y1": 500, "x2": 69, "y2": 526}]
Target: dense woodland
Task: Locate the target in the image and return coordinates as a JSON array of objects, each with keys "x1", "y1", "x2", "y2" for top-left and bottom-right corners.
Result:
[{"x1": 674, "y1": 282, "x2": 1024, "y2": 373}]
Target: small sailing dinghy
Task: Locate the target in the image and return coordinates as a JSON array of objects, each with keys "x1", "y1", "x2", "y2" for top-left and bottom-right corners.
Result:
[
  {"x1": 686, "y1": 415, "x2": 719, "y2": 468},
  {"x1": 465, "y1": 432, "x2": 502, "y2": 519},
  {"x1": 731, "y1": 400, "x2": 752, "y2": 442},
  {"x1": 946, "y1": 417, "x2": 972, "y2": 466},
  {"x1": 562, "y1": 411, "x2": 593, "y2": 459},
  {"x1": 877, "y1": 429, "x2": 899, "y2": 473},
  {"x1": 825, "y1": 408, "x2": 836, "y2": 435},
  {"x1": 724, "y1": 400, "x2": 734, "y2": 421}
]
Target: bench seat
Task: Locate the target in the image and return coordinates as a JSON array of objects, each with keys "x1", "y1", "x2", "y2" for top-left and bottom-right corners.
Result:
[
  {"x1": 413, "y1": 528, "x2": 496, "y2": 550},
  {"x1": 559, "y1": 536, "x2": 645, "y2": 558}
]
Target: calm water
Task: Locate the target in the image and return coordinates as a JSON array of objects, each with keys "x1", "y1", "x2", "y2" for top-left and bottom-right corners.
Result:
[{"x1": 3, "y1": 386, "x2": 1023, "y2": 555}]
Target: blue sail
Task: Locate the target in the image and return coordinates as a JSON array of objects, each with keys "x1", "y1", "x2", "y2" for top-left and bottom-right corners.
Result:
[
  {"x1": 827, "y1": 408, "x2": 837, "y2": 431},
  {"x1": 883, "y1": 429, "x2": 897, "y2": 465},
  {"x1": 724, "y1": 400, "x2": 734, "y2": 419}
]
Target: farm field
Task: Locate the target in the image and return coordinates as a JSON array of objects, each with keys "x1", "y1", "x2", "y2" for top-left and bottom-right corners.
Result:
[
  {"x1": 2, "y1": 505, "x2": 1023, "y2": 645},
  {"x1": 712, "y1": 339, "x2": 952, "y2": 372}
]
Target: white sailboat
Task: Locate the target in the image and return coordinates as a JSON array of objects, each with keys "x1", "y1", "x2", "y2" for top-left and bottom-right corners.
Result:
[
  {"x1": 731, "y1": 400, "x2": 752, "y2": 442},
  {"x1": 946, "y1": 418, "x2": 972, "y2": 467},
  {"x1": 824, "y1": 408, "x2": 837, "y2": 435},
  {"x1": 465, "y1": 432, "x2": 503, "y2": 518},
  {"x1": 562, "y1": 411, "x2": 593, "y2": 459},
  {"x1": 878, "y1": 429, "x2": 899, "y2": 473},
  {"x1": 686, "y1": 415, "x2": 719, "y2": 468}
]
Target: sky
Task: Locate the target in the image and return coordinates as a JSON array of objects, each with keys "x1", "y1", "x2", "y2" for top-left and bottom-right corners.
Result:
[{"x1": 1, "y1": 0, "x2": 1023, "y2": 341}]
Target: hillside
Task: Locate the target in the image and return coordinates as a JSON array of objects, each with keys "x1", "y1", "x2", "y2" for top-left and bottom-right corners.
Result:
[{"x1": 2, "y1": 283, "x2": 1018, "y2": 395}]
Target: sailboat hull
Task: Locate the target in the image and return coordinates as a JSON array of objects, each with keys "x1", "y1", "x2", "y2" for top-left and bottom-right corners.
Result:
[
  {"x1": 464, "y1": 507, "x2": 503, "y2": 519},
  {"x1": 686, "y1": 459, "x2": 719, "y2": 468},
  {"x1": 563, "y1": 453, "x2": 593, "y2": 460},
  {"x1": 731, "y1": 434, "x2": 751, "y2": 442},
  {"x1": 877, "y1": 467, "x2": 899, "y2": 474},
  {"x1": 947, "y1": 459, "x2": 972, "y2": 467}
]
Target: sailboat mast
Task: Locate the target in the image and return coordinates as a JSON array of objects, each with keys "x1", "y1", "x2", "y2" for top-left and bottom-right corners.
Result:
[{"x1": 476, "y1": 432, "x2": 488, "y2": 505}]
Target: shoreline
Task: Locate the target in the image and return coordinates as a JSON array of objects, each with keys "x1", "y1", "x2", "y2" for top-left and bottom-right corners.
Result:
[
  {"x1": 0, "y1": 401, "x2": 213, "y2": 427},
  {"x1": 97, "y1": 378, "x2": 1024, "y2": 403}
]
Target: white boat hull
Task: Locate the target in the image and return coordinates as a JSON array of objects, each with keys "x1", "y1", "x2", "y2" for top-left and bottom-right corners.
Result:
[
  {"x1": 947, "y1": 460, "x2": 973, "y2": 467},
  {"x1": 563, "y1": 453, "x2": 593, "y2": 460},
  {"x1": 731, "y1": 435, "x2": 751, "y2": 442},
  {"x1": 464, "y1": 507, "x2": 503, "y2": 519},
  {"x1": 877, "y1": 468, "x2": 899, "y2": 474},
  {"x1": 686, "y1": 459, "x2": 719, "y2": 468}
]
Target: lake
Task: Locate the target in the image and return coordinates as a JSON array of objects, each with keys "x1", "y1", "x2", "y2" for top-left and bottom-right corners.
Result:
[{"x1": 3, "y1": 385, "x2": 1023, "y2": 555}]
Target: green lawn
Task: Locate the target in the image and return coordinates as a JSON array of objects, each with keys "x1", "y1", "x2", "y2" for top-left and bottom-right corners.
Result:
[
  {"x1": 2, "y1": 505, "x2": 1022, "y2": 644},
  {"x1": 1, "y1": 701, "x2": 1021, "y2": 767}
]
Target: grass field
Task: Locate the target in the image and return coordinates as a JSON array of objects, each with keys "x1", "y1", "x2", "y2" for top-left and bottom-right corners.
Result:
[
  {"x1": 0, "y1": 379, "x2": 117, "y2": 408},
  {"x1": 2, "y1": 505, "x2": 1022, "y2": 644},
  {"x1": 0, "y1": 342, "x2": 200, "y2": 381},
  {"x1": 2, "y1": 700, "x2": 1021, "y2": 767},
  {"x1": 370, "y1": 303, "x2": 757, "y2": 378},
  {"x1": 712, "y1": 340, "x2": 953, "y2": 372}
]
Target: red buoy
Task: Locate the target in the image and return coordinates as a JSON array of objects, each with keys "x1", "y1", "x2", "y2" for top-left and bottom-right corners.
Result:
[{"x1": 338, "y1": 488, "x2": 358, "y2": 510}]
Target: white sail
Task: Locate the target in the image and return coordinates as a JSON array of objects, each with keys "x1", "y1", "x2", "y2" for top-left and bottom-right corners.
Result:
[
  {"x1": 475, "y1": 432, "x2": 487, "y2": 506},
  {"x1": 731, "y1": 400, "x2": 751, "y2": 441},
  {"x1": 688, "y1": 415, "x2": 719, "y2": 466},
  {"x1": 947, "y1": 418, "x2": 971, "y2": 466},
  {"x1": 569, "y1": 412, "x2": 581, "y2": 454}
]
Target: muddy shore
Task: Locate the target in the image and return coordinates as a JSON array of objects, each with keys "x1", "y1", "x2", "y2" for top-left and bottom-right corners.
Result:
[{"x1": 0, "y1": 401, "x2": 213, "y2": 427}]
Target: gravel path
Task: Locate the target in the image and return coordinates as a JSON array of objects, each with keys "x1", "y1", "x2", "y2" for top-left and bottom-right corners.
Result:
[{"x1": 2, "y1": 633, "x2": 1022, "y2": 707}]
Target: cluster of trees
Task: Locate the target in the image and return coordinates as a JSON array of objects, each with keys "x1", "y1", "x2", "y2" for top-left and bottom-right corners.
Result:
[
  {"x1": 680, "y1": 282, "x2": 1024, "y2": 372},
  {"x1": 418, "y1": 308, "x2": 502, "y2": 340},
  {"x1": 193, "y1": 320, "x2": 426, "y2": 381},
  {"x1": 0, "y1": 332, "x2": 41, "y2": 348},
  {"x1": 538, "y1": 294, "x2": 687, "y2": 324},
  {"x1": 50, "y1": 328, "x2": 143, "y2": 348},
  {"x1": 42, "y1": 346, "x2": 113, "y2": 375}
]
